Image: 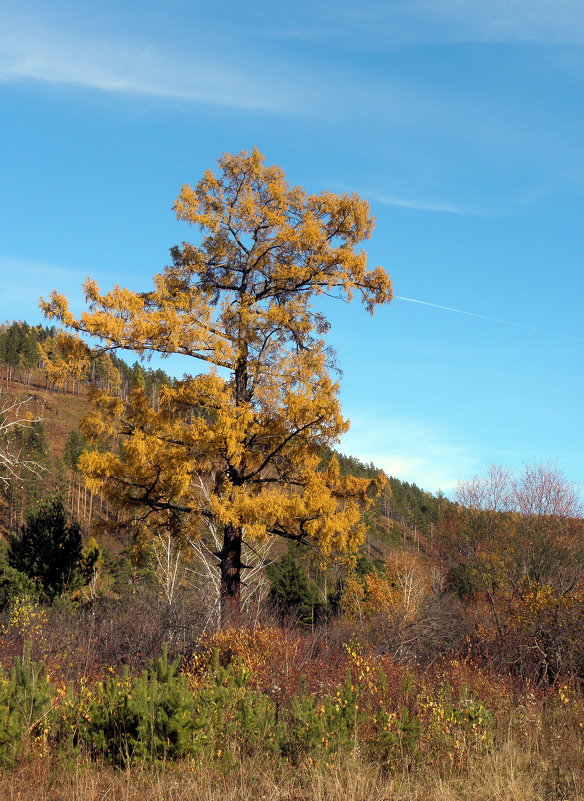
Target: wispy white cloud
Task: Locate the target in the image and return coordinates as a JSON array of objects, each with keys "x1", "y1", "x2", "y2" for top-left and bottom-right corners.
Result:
[
  {"x1": 413, "y1": 0, "x2": 584, "y2": 44},
  {"x1": 0, "y1": 18, "x2": 305, "y2": 113},
  {"x1": 0, "y1": 12, "x2": 482, "y2": 134},
  {"x1": 340, "y1": 413, "x2": 477, "y2": 493},
  {"x1": 261, "y1": 0, "x2": 584, "y2": 47},
  {"x1": 1, "y1": 0, "x2": 581, "y2": 212},
  {"x1": 366, "y1": 191, "x2": 483, "y2": 216},
  {"x1": 0, "y1": 1, "x2": 579, "y2": 160}
]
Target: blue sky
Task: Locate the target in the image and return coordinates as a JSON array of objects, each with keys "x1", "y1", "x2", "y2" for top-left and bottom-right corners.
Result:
[{"x1": 0, "y1": 0, "x2": 582, "y2": 495}]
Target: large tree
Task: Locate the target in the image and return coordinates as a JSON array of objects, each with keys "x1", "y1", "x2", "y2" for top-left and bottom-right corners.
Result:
[{"x1": 41, "y1": 148, "x2": 393, "y2": 623}]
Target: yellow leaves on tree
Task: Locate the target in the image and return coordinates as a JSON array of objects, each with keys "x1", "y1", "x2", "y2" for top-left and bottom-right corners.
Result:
[
  {"x1": 342, "y1": 552, "x2": 431, "y2": 623},
  {"x1": 40, "y1": 147, "x2": 393, "y2": 623}
]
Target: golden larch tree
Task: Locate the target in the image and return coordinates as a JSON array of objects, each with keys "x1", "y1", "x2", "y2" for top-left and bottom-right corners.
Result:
[{"x1": 41, "y1": 148, "x2": 393, "y2": 623}]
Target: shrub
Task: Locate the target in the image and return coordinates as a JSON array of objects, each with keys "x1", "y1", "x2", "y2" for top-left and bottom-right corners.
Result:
[
  {"x1": 280, "y1": 673, "x2": 362, "y2": 760},
  {"x1": 0, "y1": 644, "x2": 53, "y2": 765},
  {"x1": 0, "y1": 565, "x2": 38, "y2": 611},
  {"x1": 78, "y1": 645, "x2": 198, "y2": 764}
]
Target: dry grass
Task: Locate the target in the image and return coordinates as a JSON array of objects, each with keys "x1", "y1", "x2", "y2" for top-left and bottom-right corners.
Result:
[{"x1": 2, "y1": 725, "x2": 582, "y2": 801}]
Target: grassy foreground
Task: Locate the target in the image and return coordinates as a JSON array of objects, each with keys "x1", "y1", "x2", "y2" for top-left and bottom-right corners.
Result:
[
  {"x1": 2, "y1": 736, "x2": 583, "y2": 801},
  {"x1": 0, "y1": 624, "x2": 582, "y2": 800}
]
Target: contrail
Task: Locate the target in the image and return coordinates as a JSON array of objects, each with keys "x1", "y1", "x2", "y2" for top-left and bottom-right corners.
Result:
[{"x1": 395, "y1": 296, "x2": 582, "y2": 341}]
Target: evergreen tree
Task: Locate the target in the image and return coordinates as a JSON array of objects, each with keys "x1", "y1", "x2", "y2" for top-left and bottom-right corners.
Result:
[
  {"x1": 63, "y1": 429, "x2": 88, "y2": 471},
  {"x1": 267, "y1": 550, "x2": 321, "y2": 625},
  {"x1": 7, "y1": 495, "x2": 83, "y2": 600},
  {"x1": 130, "y1": 362, "x2": 146, "y2": 390}
]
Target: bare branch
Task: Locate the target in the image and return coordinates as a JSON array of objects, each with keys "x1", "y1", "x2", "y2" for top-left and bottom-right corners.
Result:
[{"x1": 0, "y1": 394, "x2": 46, "y2": 487}]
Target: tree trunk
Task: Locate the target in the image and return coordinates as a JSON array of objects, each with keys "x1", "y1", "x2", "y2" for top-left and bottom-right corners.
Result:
[
  {"x1": 218, "y1": 347, "x2": 249, "y2": 626},
  {"x1": 220, "y1": 523, "x2": 243, "y2": 626}
]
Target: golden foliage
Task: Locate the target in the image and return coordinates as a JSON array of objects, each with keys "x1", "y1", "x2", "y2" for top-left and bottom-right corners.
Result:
[
  {"x1": 40, "y1": 148, "x2": 392, "y2": 616},
  {"x1": 342, "y1": 552, "x2": 432, "y2": 622}
]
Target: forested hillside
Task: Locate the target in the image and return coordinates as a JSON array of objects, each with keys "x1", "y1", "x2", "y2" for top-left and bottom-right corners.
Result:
[
  {"x1": 0, "y1": 319, "x2": 583, "y2": 799},
  {"x1": 1, "y1": 317, "x2": 582, "y2": 674},
  {"x1": 0, "y1": 320, "x2": 448, "y2": 547}
]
